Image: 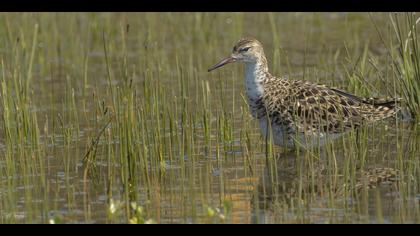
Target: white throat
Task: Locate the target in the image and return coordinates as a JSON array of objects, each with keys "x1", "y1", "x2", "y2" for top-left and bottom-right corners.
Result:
[{"x1": 244, "y1": 61, "x2": 266, "y2": 100}]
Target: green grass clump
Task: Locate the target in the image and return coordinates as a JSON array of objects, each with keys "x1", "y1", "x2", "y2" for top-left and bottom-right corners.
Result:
[{"x1": 390, "y1": 13, "x2": 420, "y2": 119}]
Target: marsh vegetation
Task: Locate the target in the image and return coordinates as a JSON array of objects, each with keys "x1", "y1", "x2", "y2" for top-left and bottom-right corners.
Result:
[{"x1": 0, "y1": 13, "x2": 419, "y2": 223}]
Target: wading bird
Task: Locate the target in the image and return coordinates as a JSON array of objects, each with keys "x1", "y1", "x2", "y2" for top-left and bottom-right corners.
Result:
[{"x1": 208, "y1": 38, "x2": 400, "y2": 149}]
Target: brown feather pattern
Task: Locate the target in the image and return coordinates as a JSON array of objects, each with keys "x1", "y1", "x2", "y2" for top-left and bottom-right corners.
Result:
[{"x1": 210, "y1": 38, "x2": 401, "y2": 147}]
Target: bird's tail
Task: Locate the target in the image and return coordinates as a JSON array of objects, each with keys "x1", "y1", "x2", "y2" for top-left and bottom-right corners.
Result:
[
  {"x1": 363, "y1": 97, "x2": 402, "y2": 121},
  {"x1": 331, "y1": 88, "x2": 401, "y2": 121},
  {"x1": 360, "y1": 97, "x2": 401, "y2": 109}
]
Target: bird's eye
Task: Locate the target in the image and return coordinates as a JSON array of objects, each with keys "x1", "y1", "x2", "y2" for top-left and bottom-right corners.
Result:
[{"x1": 239, "y1": 47, "x2": 251, "y2": 52}]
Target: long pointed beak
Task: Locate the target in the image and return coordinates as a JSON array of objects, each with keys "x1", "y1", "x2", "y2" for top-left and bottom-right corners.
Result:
[{"x1": 208, "y1": 56, "x2": 237, "y2": 72}]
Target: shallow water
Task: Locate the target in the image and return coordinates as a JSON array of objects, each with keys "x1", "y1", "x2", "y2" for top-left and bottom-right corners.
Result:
[{"x1": 0, "y1": 13, "x2": 419, "y2": 223}]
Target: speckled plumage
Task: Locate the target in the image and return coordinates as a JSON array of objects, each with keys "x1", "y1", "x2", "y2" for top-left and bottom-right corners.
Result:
[{"x1": 209, "y1": 37, "x2": 400, "y2": 148}]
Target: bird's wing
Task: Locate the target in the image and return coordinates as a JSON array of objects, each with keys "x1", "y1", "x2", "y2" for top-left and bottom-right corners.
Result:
[
  {"x1": 262, "y1": 79, "x2": 398, "y2": 136},
  {"x1": 331, "y1": 88, "x2": 401, "y2": 108},
  {"x1": 275, "y1": 81, "x2": 366, "y2": 135}
]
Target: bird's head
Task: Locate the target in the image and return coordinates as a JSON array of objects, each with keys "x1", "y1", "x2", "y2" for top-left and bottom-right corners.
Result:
[{"x1": 208, "y1": 37, "x2": 265, "y2": 72}]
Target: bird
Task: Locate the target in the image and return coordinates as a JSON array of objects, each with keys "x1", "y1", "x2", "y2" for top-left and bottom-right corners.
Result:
[{"x1": 208, "y1": 37, "x2": 400, "y2": 149}]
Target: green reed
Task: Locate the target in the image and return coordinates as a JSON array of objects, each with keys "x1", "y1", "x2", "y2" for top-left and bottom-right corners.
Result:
[
  {"x1": 0, "y1": 13, "x2": 418, "y2": 224},
  {"x1": 0, "y1": 21, "x2": 48, "y2": 223},
  {"x1": 389, "y1": 13, "x2": 420, "y2": 120}
]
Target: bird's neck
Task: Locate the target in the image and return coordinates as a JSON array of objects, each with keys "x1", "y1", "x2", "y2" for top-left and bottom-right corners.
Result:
[{"x1": 244, "y1": 55, "x2": 270, "y2": 100}]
